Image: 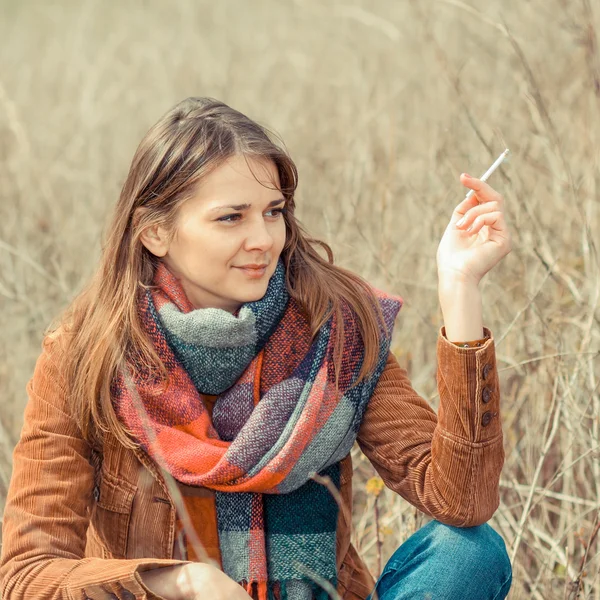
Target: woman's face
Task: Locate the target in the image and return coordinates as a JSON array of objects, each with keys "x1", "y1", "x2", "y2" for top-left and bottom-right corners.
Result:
[{"x1": 142, "y1": 154, "x2": 287, "y2": 313}]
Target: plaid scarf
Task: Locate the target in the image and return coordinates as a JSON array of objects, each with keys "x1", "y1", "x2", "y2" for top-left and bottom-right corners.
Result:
[{"x1": 113, "y1": 260, "x2": 402, "y2": 600}]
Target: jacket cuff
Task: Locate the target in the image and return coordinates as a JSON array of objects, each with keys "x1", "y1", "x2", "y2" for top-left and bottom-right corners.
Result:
[
  {"x1": 436, "y1": 326, "x2": 501, "y2": 443},
  {"x1": 65, "y1": 558, "x2": 188, "y2": 600}
]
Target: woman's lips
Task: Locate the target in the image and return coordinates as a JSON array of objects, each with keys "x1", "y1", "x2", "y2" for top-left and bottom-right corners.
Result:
[{"x1": 235, "y1": 265, "x2": 268, "y2": 278}]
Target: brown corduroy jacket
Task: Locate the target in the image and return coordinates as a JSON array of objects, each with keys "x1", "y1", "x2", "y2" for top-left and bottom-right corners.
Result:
[{"x1": 0, "y1": 326, "x2": 504, "y2": 600}]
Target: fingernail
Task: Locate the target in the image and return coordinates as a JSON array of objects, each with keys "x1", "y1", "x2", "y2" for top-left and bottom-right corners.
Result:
[
  {"x1": 456, "y1": 217, "x2": 466, "y2": 227},
  {"x1": 463, "y1": 173, "x2": 472, "y2": 179}
]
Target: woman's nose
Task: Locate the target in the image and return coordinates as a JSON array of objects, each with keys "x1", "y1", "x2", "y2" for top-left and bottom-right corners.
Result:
[{"x1": 244, "y1": 220, "x2": 274, "y2": 252}]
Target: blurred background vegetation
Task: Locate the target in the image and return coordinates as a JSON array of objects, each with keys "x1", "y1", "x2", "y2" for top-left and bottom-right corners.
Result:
[{"x1": 1, "y1": 0, "x2": 599, "y2": 598}]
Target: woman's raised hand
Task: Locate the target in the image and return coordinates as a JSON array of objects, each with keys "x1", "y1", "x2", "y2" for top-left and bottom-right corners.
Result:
[{"x1": 436, "y1": 173, "x2": 512, "y2": 287}]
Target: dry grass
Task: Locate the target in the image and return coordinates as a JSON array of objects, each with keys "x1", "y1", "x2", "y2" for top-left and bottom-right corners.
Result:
[{"x1": 1, "y1": 0, "x2": 599, "y2": 598}]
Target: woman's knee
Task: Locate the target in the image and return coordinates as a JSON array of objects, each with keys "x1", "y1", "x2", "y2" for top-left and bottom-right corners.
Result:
[
  {"x1": 425, "y1": 521, "x2": 511, "y2": 576},
  {"x1": 377, "y1": 520, "x2": 512, "y2": 599}
]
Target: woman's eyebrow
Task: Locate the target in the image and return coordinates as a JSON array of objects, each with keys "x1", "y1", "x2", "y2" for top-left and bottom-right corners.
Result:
[{"x1": 210, "y1": 198, "x2": 286, "y2": 212}]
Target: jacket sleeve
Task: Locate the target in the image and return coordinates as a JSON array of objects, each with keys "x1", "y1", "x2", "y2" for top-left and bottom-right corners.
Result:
[
  {"x1": 0, "y1": 336, "x2": 187, "y2": 600},
  {"x1": 357, "y1": 326, "x2": 504, "y2": 527}
]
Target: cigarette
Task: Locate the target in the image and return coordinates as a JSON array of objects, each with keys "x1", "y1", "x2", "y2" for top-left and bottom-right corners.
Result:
[{"x1": 464, "y1": 149, "x2": 510, "y2": 201}]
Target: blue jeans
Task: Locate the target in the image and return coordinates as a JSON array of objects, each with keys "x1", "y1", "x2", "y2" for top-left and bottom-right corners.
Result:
[{"x1": 366, "y1": 521, "x2": 512, "y2": 600}]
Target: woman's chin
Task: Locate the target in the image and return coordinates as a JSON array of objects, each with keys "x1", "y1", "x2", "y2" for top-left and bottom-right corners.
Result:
[
  {"x1": 241, "y1": 290, "x2": 268, "y2": 303},
  {"x1": 229, "y1": 286, "x2": 269, "y2": 305}
]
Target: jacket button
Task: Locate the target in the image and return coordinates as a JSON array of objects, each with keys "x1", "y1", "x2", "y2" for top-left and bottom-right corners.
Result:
[
  {"x1": 481, "y1": 411, "x2": 494, "y2": 427},
  {"x1": 482, "y1": 386, "x2": 492, "y2": 404},
  {"x1": 482, "y1": 363, "x2": 492, "y2": 380}
]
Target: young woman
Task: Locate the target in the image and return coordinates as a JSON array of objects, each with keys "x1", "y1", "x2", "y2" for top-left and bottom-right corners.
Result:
[{"x1": 0, "y1": 97, "x2": 512, "y2": 600}]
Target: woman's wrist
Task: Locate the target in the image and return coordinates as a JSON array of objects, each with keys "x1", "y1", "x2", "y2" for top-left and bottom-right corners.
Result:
[{"x1": 438, "y1": 276, "x2": 484, "y2": 343}]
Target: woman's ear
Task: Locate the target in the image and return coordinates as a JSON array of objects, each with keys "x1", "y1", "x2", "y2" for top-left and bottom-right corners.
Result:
[{"x1": 140, "y1": 223, "x2": 170, "y2": 258}]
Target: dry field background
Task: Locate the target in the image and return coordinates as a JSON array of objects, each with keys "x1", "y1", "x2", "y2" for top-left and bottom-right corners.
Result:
[{"x1": 1, "y1": 0, "x2": 599, "y2": 598}]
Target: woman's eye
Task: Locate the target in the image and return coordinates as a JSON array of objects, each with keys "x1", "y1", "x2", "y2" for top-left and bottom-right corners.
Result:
[
  {"x1": 217, "y1": 207, "x2": 285, "y2": 223},
  {"x1": 217, "y1": 213, "x2": 242, "y2": 222}
]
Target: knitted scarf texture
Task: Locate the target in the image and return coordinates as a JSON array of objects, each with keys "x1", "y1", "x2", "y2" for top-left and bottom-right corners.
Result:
[{"x1": 113, "y1": 260, "x2": 402, "y2": 600}]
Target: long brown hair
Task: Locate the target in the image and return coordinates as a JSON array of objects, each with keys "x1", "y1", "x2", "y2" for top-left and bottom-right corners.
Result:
[{"x1": 52, "y1": 97, "x2": 385, "y2": 450}]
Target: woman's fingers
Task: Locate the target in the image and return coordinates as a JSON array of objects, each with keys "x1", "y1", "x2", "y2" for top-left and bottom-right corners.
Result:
[
  {"x1": 450, "y1": 194, "x2": 479, "y2": 224},
  {"x1": 455, "y1": 200, "x2": 502, "y2": 231},
  {"x1": 460, "y1": 173, "x2": 505, "y2": 208},
  {"x1": 459, "y1": 211, "x2": 508, "y2": 238},
  {"x1": 450, "y1": 175, "x2": 503, "y2": 226}
]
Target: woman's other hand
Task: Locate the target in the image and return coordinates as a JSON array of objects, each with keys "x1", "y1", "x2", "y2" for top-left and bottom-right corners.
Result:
[
  {"x1": 436, "y1": 173, "x2": 512, "y2": 287},
  {"x1": 139, "y1": 562, "x2": 253, "y2": 599}
]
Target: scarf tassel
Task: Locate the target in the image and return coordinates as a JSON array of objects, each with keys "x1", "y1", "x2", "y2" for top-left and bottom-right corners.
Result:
[
  {"x1": 245, "y1": 580, "x2": 269, "y2": 600},
  {"x1": 246, "y1": 579, "x2": 337, "y2": 600},
  {"x1": 258, "y1": 581, "x2": 268, "y2": 600},
  {"x1": 273, "y1": 581, "x2": 288, "y2": 600}
]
